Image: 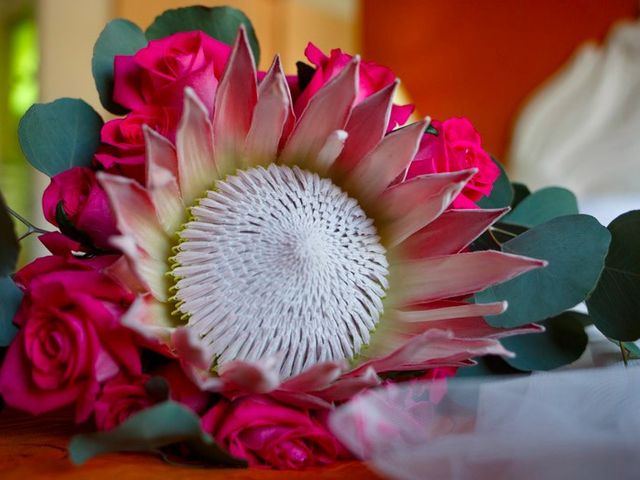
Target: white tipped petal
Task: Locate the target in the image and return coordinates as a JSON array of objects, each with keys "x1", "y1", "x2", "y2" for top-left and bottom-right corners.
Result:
[
  {"x1": 345, "y1": 119, "x2": 427, "y2": 202},
  {"x1": 121, "y1": 294, "x2": 174, "y2": 343},
  {"x1": 244, "y1": 56, "x2": 292, "y2": 160},
  {"x1": 177, "y1": 88, "x2": 217, "y2": 203},
  {"x1": 315, "y1": 129, "x2": 348, "y2": 173},
  {"x1": 395, "y1": 301, "x2": 508, "y2": 323},
  {"x1": 144, "y1": 126, "x2": 184, "y2": 233},
  {"x1": 335, "y1": 80, "x2": 397, "y2": 172},
  {"x1": 382, "y1": 170, "x2": 477, "y2": 246},
  {"x1": 282, "y1": 57, "x2": 358, "y2": 160},
  {"x1": 397, "y1": 208, "x2": 509, "y2": 259},
  {"x1": 393, "y1": 250, "x2": 547, "y2": 306},
  {"x1": 214, "y1": 26, "x2": 258, "y2": 153}
]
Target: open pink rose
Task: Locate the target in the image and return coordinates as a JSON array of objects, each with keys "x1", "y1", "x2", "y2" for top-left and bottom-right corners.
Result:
[
  {"x1": 406, "y1": 118, "x2": 500, "y2": 208},
  {"x1": 94, "y1": 373, "x2": 155, "y2": 431},
  {"x1": 202, "y1": 395, "x2": 347, "y2": 469},
  {"x1": 94, "y1": 105, "x2": 179, "y2": 183},
  {"x1": 42, "y1": 167, "x2": 119, "y2": 250},
  {"x1": 113, "y1": 31, "x2": 231, "y2": 114},
  {"x1": 295, "y1": 43, "x2": 414, "y2": 131},
  {"x1": 0, "y1": 256, "x2": 139, "y2": 422}
]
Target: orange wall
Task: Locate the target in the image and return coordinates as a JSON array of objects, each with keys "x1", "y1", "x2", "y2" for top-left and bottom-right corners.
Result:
[{"x1": 363, "y1": 0, "x2": 638, "y2": 163}]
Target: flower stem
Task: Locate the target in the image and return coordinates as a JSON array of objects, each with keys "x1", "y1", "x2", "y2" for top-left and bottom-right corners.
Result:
[{"x1": 7, "y1": 207, "x2": 50, "y2": 239}]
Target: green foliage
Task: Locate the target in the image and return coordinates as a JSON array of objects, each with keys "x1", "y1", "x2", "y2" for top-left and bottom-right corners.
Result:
[
  {"x1": 0, "y1": 193, "x2": 19, "y2": 277},
  {"x1": 146, "y1": 6, "x2": 260, "y2": 65},
  {"x1": 587, "y1": 210, "x2": 640, "y2": 341},
  {"x1": 0, "y1": 277, "x2": 21, "y2": 347},
  {"x1": 511, "y1": 182, "x2": 531, "y2": 208},
  {"x1": 503, "y1": 186, "x2": 578, "y2": 227},
  {"x1": 92, "y1": 19, "x2": 147, "y2": 114},
  {"x1": 69, "y1": 401, "x2": 246, "y2": 467},
  {"x1": 477, "y1": 157, "x2": 513, "y2": 209},
  {"x1": 477, "y1": 215, "x2": 611, "y2": 327},
  {"x1": 18, "y1": 98, "x2": 103, "y2": 177},
  {"x1": 502, "y1": 311, "x2": 589, "y2": 371}
]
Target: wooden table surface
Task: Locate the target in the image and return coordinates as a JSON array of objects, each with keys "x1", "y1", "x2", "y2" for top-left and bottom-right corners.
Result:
[{"x1": 0, "y1": 409, "x2": 382, "y2": 479}]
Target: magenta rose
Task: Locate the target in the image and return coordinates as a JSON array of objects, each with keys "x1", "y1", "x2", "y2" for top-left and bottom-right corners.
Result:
[
  {"x1": 295, "y1": 43, "x2": 414, "y2": 131},
  {"x1": 201, "y1": 395, "x2": 347, "y2": 469},
  {"x1": 113, "y1": 31, "x2": 231, "y2": 114},
  {"x1": 94, "y1": 373, "x2": 155, "y2": 431},
  {"x1": 94, "y1": 105, "x2": 179, "y2": 183},
  {"x1": 42, "y1": 167, "x2": 119, "y2": 250},
  {"x1": 0, "y1": 256, "x2": 139, "y2": 422},
  {"x1": 406, "y1": 118, "x2": 500, "y2": 208}
]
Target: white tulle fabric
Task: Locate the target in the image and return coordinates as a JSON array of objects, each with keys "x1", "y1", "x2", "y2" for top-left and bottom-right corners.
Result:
[
  {"x1": 510, "y1": 20, "x2": 640, "y2": 224},
  {"x1": 330, "y1": 364, "x2": 640, "y2": 480}
]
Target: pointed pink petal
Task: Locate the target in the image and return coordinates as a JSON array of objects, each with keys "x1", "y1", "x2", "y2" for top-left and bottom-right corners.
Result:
[
  {"x1": 280, "y1": 361, "x2": 345, "y2": 392},
  {"x1": 176, "y1": 88, "x2": 216, "y2": 203},
  {"x1": 314, "y1": 367, "x2": 381, "y2": 402},
  {"x1": 335, "y1": 80, "x2": 397, "y2": 172},
  {"x1": 214, "y1": 26, "x2": 257, "y2": 154},
  {"x1": 316, "y1": 129, "x2": 348, "y2": 172},
  {"x1": 398, "y1": 208, "x2": 508, "y2": 259},
  {"x1": 143, "y1": 126, "x2": 184, "y2": 233},
  {"x1": 121, "y1": 294, "x2": 174, "y2": 343},
  {"x1": 281, "y1": 57, "x2": 358, "y2": 161},
  {"x1": 104, "y1": 256, "x2": 147, "y2": 293},
  {"x1": 218, "y1": 357, "x2": 282, "y2": 394},
  {"x1": 395, "y1": 301, "x2": 508, "y2": 323},
  {"x1": 344, "y1": 120, "x2": 427, "y2": 202},
  {"x1": 411, "y1": 316, "x2": 544, "y2": 339},
  {"x1": 172, "y1": 327, "x2": 224, "y2": 392},
  {"x1": 352, "y1": 330, "x2": 512, "y2": 375},
  {"x1": 381, "y1": 170, "x2": 476, "y2": 246},
  {"x1": 269, "y1": 390, "x2": 334, "y2": 410},
  {"x1": 393, "y1": 251, "x2": 546, "y2": 306},
  {"x1": 244, "y1": 56, "x2": 293, "y2": 160}
]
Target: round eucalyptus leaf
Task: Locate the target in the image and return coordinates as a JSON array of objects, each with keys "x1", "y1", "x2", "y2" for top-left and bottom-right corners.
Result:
[
  {"x1": 477, "y1": 157, "x2": 513, "y2": 209},
  {"x1": 146, "y1": 6, "x2": 260, "y2": 65},
  {"x1": 503, "y1": 311, "x2": 589, "y2": 371},
  {"x1": 0, "y1": 277, "x2": 22, "y2": 347},
  {"x1": 18, "y1": 98, "x2": 103, "y2": 177},
  {"x1": 587, "y1": 210, "x2": 640, "y2": 341},
  {"x1": 477, "y1": 215, "x2": 611, "y2": 327},
  {"x1": 92, "y1": 19, "x2": 147, "y2": 115},
  {"x1": 0, "y1": 193, "x2": 19, "y2": 276},
  {"x1": 503, "y1": 186, "x2": 578, "y2": 227},
  {"x1": 511, "y1": 182, "x2": 531, "y2": 208}
]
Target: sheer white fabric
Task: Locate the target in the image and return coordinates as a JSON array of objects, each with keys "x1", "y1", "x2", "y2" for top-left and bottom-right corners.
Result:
[{"x1": 330, "y1": 364, "x2": 640, "y2": 480}]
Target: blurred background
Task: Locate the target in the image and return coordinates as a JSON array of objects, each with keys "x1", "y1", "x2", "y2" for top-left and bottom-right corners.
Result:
[{"x1": 1, "y1": 0, "x2": 639, "y2": 259}]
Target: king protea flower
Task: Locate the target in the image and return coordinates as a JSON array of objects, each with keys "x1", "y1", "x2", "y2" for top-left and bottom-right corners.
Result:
[{"x1": 100, "y1": 28, "x2": 544, "y2": 407}]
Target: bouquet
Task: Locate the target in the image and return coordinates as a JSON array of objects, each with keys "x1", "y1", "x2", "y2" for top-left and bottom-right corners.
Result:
[{"x1": 0, "y1": 5, "x2": 637, "y2": 471}]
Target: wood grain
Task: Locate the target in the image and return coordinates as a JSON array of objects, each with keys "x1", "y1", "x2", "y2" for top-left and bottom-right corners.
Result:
[{"x1": 0, "y1": 409, "x2": 381, "y2": 479}]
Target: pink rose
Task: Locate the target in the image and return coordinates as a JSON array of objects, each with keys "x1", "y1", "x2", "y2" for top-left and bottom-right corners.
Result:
[
  {"x1": 0, "y1": 256, "x2": 139, "y2": 422},
  {"x1": 155, "y1": 362, "x2": 209, "y2": 414},
  {"x1": 42, "y1": 167, "x2": 119, "y2": 251},
  {"x1": 94, "y1": 373, "x2": 155, "y2": 431},
  {"x1": 94, "y1": 105, "x2": 179, "y2": 183},
  {"x1": 295, "y1": 43, "x2": 414, "y2": 131},
  {"x1": 113, "y1": 31, "x2": 231, "y2": 114},
  {"x1": 406, "y1": 118, "x2": 500, "y2": 208},
  {"x1": 202, "y1": 395, "x2": 347, "y2": 469}
]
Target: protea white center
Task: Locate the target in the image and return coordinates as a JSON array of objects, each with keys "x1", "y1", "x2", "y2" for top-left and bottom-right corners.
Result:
[{"x1": 171, "y1": 165, "x2": 389, "y2": 376}]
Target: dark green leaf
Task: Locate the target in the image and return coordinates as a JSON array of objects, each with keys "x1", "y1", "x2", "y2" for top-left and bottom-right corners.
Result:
[
  {"x1": 511, "y1": 182, "x2": 531, "y2": 208},
  {"x1": 92, "y1": 19, "x2": 147, "y2": 115},
  {"x1": 622, "y1": 341, "x2": 640, "y2": 360},
  {"x1": 69, "y1": 401, "x2": 246, "y2": 467},
  {"x1": 455, "y1": 355, "x2": 524, "y2": 378},
  {"x1": 477, "y1": 157, "x2": 513, "y2": 209},
  {"x1": 296, "y1": 61, "x2": 316, "y2": 92},
  {"x1": 477, "y1": 215, "x2": 611, "y2": 327},
  {"x1": 146, "y1": 6, "x2": 260, "y2": 65},
  {"x1": 0, "y1": 193, "x2": 19, "y2": 276},
  {"x1": 587, "y1": 210, "x2": 640, "y2": 341},
  {"x1": 503, "y1": 186, "x2": 578, "y2": 227},
  {"x1": 470, "y1": 222, "x2": 528, "y2": 252},
  {"x1": 18, "y1": 98, "x2": 103, "y2": 177},
  {"x1": 502, "y1": 311, "x2": 589, "y2": 371},
  {"x1": 0, "y1": 277, "x2": 21, "y2": 346},
  {"x1": 144, "y1": 377, "x2": 170, "y2": 402},
  {"x1": 425, "y1": 123, "x2": 439, "y2": 136}
]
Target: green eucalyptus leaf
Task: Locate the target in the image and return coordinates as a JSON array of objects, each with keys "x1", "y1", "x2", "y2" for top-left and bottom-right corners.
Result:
[
  {"x1": 477, "y1": 215, "x2": 611, "y2": 327},
  {"x1": 503, "y1": 186, "x2": 578, "y2": 227},
  {"x1": 425, "y1": 123, "x2": 439, "y2": 136},
  {"x1": 502, "y1": 311, "x2": 589, "y2": 371},
  {"x1": 69, "y1": 401, "x2": 246, "y2": 467},
  {"x1": 0, "y1": 193, "x2": 19, "y2": 276},
  {"x1": 587, "y1": 210, "x2": 640, "y2": 341},
  {"x1": 0, "y1": 277, "x2": 21, "y2": 347},
  {"x1": 622, "y1": 341, "x2": 640, "y2": 360},
  {"x1": 92, "y1": 19, "x2": 147, "y2": 115},
  {"x1": 511, "y1": 182, "x2": 531, "y2": 208},
  {"x1": 146, "y1": 6, "x2": 260, "y2": 65},
  {"x1": 18, "y1": 98, "x2": 103, "y2": 177},
  {"x1": 456, "y1": 355, "x2": 524, "y2": 378},
  {"x1": 477, "y1": 157, "x2": 513, "y2": 209}
]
